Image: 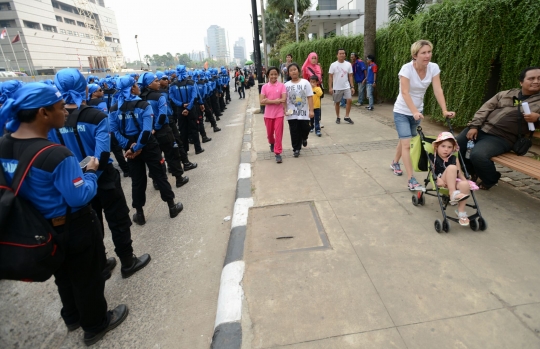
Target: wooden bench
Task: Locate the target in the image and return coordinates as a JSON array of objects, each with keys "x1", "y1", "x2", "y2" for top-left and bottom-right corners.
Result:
[{"x1": 491, "y1": 132, "x2": 540, "y2": 180}]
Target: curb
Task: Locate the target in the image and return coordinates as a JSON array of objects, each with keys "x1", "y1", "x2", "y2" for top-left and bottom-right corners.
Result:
[{"x1": 211, "y1": 93, "x2": 255, "y2": 349}]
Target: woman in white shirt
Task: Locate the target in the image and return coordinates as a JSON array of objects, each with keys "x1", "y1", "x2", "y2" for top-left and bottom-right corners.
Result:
[
  {"x1": 390, "y1": 40, "x2": 455, "y2": 191},
  {"x1": 285, "y1": 63, "x2": 314, "y2": 158}
]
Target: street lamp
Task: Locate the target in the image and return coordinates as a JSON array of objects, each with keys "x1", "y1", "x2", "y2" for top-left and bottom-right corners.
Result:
[{"x1": 135, "y1": 34, "x2": 143, "y2": 70}]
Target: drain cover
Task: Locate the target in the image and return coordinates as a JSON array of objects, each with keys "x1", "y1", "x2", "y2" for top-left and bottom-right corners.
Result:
[{"x1": 247, "y1": 201, "x2": 330, "y2": 254}]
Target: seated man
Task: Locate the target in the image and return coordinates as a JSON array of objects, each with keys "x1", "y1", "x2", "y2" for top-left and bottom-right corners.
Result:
[{"x1": 456, "y1": 66, "x2": 540, "y2": 189}]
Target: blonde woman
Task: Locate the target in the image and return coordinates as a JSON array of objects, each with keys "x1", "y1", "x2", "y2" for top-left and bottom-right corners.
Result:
[{"x1": 390, "y1": 40, "x2": 455, "y2": 190}]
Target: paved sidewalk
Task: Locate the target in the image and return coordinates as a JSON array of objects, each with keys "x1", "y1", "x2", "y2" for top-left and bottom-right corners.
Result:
[{"x1": 241, "y1": 89, "x2": 540, "y2": 348}]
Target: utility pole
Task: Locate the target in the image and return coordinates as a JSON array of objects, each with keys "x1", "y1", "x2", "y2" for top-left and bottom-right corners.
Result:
[
  {"x1": 294, "y1": 0, "x2": 299, "y2": 43},
  {"x1": 250, "y1": 0, "x2": 263, "y2": 87},
  {"x1": 260, "y1": 0, "x2": 268, "y2": 70}
]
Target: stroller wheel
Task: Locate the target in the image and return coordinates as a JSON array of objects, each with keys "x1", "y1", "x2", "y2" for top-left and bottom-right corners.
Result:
[
  {"x1": 478, "y1": 217, "x2": 488, "y2": 231},
  {"x1": 443, "y1": 219, "x2": 451, "y2": 233},
  {"x1": 434, "y1": 219, "x2": 442, "y2": 233},
  {"x1": 412, "y1": 194, "x2": 419, "y2": 206},
  {"x1": 469, "y1": 218, "x2": 480, "y2": 231}
]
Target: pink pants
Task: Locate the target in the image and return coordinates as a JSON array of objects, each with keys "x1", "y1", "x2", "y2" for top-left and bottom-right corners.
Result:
[{"x1": 264, "y1": 117, "x2": 284, "y2": 155}]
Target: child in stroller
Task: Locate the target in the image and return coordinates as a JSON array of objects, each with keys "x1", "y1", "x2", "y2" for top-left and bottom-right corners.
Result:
[{"x1": 430, "y1": 132, "x2": 471, "y2": 226}]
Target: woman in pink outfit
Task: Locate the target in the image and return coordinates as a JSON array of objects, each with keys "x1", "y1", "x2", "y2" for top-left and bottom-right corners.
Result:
[
  {"x1": 302, "y1": 52, "x2": 322, "y2": 82},
  {"x1": 260, "y1": 67, "x2": 287, "y2": 163}
]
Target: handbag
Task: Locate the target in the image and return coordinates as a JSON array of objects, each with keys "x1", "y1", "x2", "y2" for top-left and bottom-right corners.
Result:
[{"x1": 513, "y1": 104, "x2": 533, "y2": 156}]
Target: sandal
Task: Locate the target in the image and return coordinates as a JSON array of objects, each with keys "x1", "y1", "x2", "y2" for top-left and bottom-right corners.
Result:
[
  {"x1": 455, "y1": 210, "x2": 470, "y2": 226},
  {"x1": 450, "y1": 190, "x2": 470, "y2": 205}
]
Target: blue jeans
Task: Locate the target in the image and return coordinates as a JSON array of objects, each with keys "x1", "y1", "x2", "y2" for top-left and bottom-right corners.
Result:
[
  {"x1": 366, "y1": 83, "x2": 374, "y2": 107},
  {"x1": 456, "y1": 128, "x2": 511, "y2": 187},
  {"x1": 394, "y1": 112, "x2": 421, "y2": 139},
  {"x1": 313, "y1": 108, "x2": 321, "y2": 132},
  {"x1": 357, "y1": 82, "x2": 365, "y2": 104}
]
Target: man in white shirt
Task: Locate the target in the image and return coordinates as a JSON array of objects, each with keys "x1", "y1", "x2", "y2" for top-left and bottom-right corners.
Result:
[{"x1": 329, "y1": 48, "x2": 355, "y2": 124}]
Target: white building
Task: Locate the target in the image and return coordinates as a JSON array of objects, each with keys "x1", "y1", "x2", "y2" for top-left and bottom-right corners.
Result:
[
  {"x1": 0, "y1": 0, "x2": 123, "y2": 74},
  {"x1": 206, "y1": 25, "x2": 228, "y2": 61}
]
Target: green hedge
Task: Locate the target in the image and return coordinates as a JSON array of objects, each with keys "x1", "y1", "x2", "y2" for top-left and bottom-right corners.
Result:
[{"x1": 281, "y1": 0, "x2": 540, "y2": 126}]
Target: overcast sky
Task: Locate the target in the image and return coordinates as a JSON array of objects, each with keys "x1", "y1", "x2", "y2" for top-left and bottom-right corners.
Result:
[{"x1": 105, "y1": 0, "x2": 263, "y2": 61}]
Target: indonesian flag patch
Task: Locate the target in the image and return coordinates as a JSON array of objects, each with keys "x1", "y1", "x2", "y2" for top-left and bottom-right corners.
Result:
[{"x1": 73, "y1": 177, "x2": 84, "y2": 188}]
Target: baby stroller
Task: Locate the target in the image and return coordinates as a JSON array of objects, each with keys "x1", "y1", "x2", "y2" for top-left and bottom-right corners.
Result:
[{"x1": 411, "y1": 119, "x2": 487, "y2": 233}]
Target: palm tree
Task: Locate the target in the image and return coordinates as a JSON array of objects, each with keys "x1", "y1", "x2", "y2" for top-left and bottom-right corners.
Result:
[
  {"x1": 259, "y1": 10, "x2": 287, "y2": 47},
  {"x1": 267, "y1": 0, "x2": 312, "y2": 23},
  {"x1": 388, "y1": 0, "x2": 426, "y2": 22},
  {"x1": 364, "y1": 0, "x2": 377, "y2": 58}
]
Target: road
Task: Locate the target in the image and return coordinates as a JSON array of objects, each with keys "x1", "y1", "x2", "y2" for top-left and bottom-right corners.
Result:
[{"x1": 0, "y1": 93, "x2": 247, "y2": 349}]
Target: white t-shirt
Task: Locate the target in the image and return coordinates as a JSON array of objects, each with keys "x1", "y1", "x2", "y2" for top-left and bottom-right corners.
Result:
[
  {"x1": 285, "y1": 79, "x2": 313, "y2": 120},
  {"x1": 328, "y1": 61, "x2": 353, "y2": 90},
  {"x1": 393, "y1": 61, "x2": 441, "y2": 115}
]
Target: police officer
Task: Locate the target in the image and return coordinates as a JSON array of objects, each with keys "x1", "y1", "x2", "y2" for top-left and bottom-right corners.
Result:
[
  {"x1": 221, "y1": 66, "x2": 231, "y2": 104},
  {"x1": 206, "y1": 70, "x2": 222, "y2": 120},
  {"x1": 109, "y1": 76, "x2": 183, "y2": 225},
  {"x1": 0, "y1": 83, "x2": 128, "y2": 346},
  {"x1": 169, "y1": 65, "x2": 204, "y2": 154},
  {"x1": 51, "y1": 69, "x2": 151, "y2": 278},
  {"x1": 157, "y1": 71, "x2": 198, "y2": 171},
  {"x1": 138, "y1": 72, "x2": 189, "y2": 188},
  {"x1": 190, "y1": 71, "x2": 212, "y2": 144},
  {"x1": 196, "y1": 70, "x2": 221, "y2": 132}
]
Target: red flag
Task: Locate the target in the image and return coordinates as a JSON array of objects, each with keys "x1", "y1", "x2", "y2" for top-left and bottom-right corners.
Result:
[
  {"x1": 0, "y1": 29, "x2": 6, "y2": 40},
  {"x1": 11, "y1": 34, "x2": 20, "y2": 44}
]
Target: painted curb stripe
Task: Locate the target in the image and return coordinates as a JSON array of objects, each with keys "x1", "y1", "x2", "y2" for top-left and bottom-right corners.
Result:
[
  {"x1": 237, "y1": 163, "x2": 251, "y2": 180},
  {"x1": 210, "y1": 321, "x2": 242, "y2": 349},
  {"x1": 236, "y1": 178, "x2": 252, "y2": 199},
  {"x1": 214, "y1": 260, "x2": 245, "y2": 328},
  {"x1": 224, "y1": 226, "x2": 247, "y2": 266},
  {"x1": 231, "y1": 197, "x2": 254, "y2": 229}
]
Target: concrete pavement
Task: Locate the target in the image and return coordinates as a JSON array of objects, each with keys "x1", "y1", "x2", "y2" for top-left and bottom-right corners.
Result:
[{"x1": 241, "y1": 88, "x2": 540, "y2": 348}]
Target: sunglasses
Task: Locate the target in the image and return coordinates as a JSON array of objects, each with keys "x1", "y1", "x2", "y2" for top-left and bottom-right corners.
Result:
[{"x1": 161, "y1": 77, "x2": 169, "y2": 80}]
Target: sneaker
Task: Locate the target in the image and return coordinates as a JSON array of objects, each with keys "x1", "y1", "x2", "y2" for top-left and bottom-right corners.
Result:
[
  {"x1": 390, "y1": 161, "x2": 403, "y2": 176},
  {"x1": 344, "y1": 117, "x2": 354, "y2": 124},
  {"x1": 336, "y1": 118, "x2": 340, "y2": 124},
  {"x1": 408, "y1": 177, "x2": 425, "y2": 191},
  {"x1": 316, "y1": 131, "x2": 321, "y2": 137},
  {"x1": 293, "y1": 150, "x2": 300, "y2": 158},
  {"x1": 367, "y1": 106, "x2": 374, "y2": 111},
  {"x1": 365, "y1": 106, "x2": 370, "y2": 109},
  {"x1": 275, "y1": 154, "x2": 282, "y2": 163},
  {"x1": 270, "y1": 144, "x2": 274, "y2": 153}
]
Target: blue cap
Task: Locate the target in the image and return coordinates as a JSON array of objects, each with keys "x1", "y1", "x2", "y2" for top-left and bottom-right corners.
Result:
[{"x1": 0, "y1": 83, "x2": 63, "y2": 132}]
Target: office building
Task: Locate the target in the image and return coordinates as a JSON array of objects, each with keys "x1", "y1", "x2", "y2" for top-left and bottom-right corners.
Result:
[
  {"x1": 206, "y1": 25, "x2": 228, "y2": 61},
  {"x1": 0, "y1": 0, "x2": 123, "y2": 74},
  {"x1": 233, "y1": 37, "x2": 245, "y2": 60}
]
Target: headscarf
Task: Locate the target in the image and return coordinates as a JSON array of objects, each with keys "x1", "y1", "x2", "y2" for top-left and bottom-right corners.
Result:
[
  {"x1": 39, "y1": 79, "x2": 55, "y2": 86},
  {"x1": 156, "y1": 71, "x2": 167, "y2": 80},
  {"x1": 302, "y1": 52, "x2": 322, "y2": 82},
  {"x1": 176, "y1": 65, "x2": 187, "y2": 81},
  {"x1": 0, "y1": 80, "x2": 25, "y2": 104},
  {"x1": 87, "y1": 83, "x2": 100, "y2": 100},
  {"x1": 0, "y1": 83, "x2": 63, "y2": 132},
  {"x1": 137, "y1": 72, "x2": 157, "y2": 89},
  {"x1": 54, "y1": 68, "x2": 87, "y2": 108},
  {"x1": 116, "y1": 76, "x2": 140, "y2": 109}
]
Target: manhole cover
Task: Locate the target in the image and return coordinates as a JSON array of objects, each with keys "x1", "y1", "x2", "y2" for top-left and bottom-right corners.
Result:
[{"x1": 247, "y1": 201, "x2": 330, "y2": 254}]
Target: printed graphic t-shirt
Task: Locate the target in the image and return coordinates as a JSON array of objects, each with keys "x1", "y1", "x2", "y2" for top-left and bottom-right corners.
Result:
[
  {"x1": 328, "y1": 61, "x2": 353, "y2": 90},
  {"x1": 285, "y1": 79, "x2": 313, "y2": 121},
  {"x1": 261, "y1": 81, "x2": 286, "y2": 119}
]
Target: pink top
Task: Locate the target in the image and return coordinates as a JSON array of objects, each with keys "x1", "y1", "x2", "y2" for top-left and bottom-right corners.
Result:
[{"x1": 261, "y1": 81, "x2": 286, "y2": 119}]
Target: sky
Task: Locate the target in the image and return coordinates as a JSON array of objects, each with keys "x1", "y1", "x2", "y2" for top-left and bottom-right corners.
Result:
[{"x1": 105, "y1": 0, "x2": 262, "y2": 62}]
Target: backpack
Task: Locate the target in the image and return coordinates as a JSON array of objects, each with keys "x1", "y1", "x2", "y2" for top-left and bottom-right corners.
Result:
[{"x1": 0, "y1": 139, "x2": 67, "y2": 282}]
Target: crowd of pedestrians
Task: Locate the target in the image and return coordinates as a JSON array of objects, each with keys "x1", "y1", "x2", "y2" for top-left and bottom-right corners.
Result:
[{"x1": 0, "y1": 65, "x2": 235, "y2": 346}]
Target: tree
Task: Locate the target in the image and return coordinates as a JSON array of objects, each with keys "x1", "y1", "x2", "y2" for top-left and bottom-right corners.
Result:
[
  {"x1": 178, "y1": 54, "x2": 191, "y2": 66},
  {"x1": 364, "y1": 0, "x2": 377, "y2": 58},
  {"x1": 267, "y1": 0, "x2": 312, "y2": 23},
  {"x1": 389, "y1": 0, "x2": 426, "y2": 22},
  {"x1": 258, "y1": 10, "x2": 287, "y2": 48}
]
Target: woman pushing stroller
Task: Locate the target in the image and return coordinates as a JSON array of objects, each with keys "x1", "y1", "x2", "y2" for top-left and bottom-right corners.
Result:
[{"x1": 430, "y1": 132, "x2": 471, "y2": 226}]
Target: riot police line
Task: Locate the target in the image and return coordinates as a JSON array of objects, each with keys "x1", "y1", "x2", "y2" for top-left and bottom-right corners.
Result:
[{"x1": 0, "y1": 64, "x2": 233, "y2": 346}]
